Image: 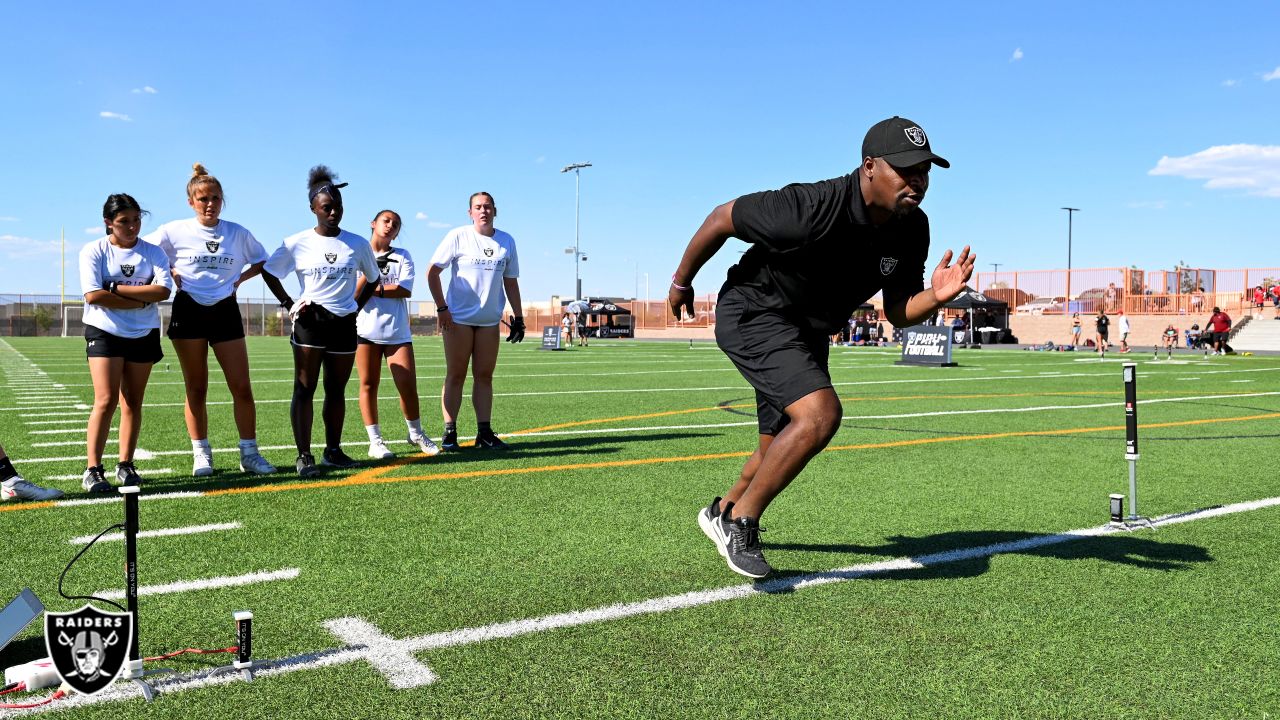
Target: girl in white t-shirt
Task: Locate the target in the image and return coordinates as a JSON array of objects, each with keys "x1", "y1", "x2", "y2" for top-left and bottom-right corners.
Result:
[
  {"x1": 355, "y1": 210, "x2": 440, "y2": 459},
  {"x1": 147, "y1": 164, "x2": 275, "y2": 478},
  {"x1": 426, "y1": 192, "x2": 525, "y2": 450},
  {"x1": 79, "y1": 193, "x2": 174, "y2": 493},
  {"x1": 263, "y1": 166, "x2": 380, "y2": 477}
]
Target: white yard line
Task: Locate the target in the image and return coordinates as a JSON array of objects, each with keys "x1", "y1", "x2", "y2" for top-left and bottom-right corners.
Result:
[
  {"x1": 70, "y1": 521, "x2": 243, "y2": 545},
  {"x1": 95, "y1": 567, "x2": 300, "y2": 601},
  {"x1": 24, "y1": 418, "x2": 89, "y2": 425},
  {"x1": 29, "y1": 427, "x2": 112, "y2": 435},
  {"x1": 9, "y1": 494, "x2": 1278, "y2": 715},
  {"x1": 56, "y1": 491, "x2": 204, "y2": 507}
]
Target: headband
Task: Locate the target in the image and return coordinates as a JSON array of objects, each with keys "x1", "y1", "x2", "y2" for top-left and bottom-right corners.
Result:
[{"x1": 309, "y1": 182, "x2": 349, "y2": 202}]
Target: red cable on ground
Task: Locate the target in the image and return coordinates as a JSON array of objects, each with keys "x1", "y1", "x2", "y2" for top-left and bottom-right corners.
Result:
[
  {"x1": 143, "y1": 646, "x2": 237, "y2": 662},
  {"x1": 0, "y1": 689, "x2": 67, "y2": 709},
  {"x1": 0, "y1": 682, "x2": 23, "y2": 696}
]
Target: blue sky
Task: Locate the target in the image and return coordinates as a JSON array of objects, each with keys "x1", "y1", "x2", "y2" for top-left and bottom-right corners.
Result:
[{"x1": 1, "y1": 1, "x2": 1277, "y2": 306}]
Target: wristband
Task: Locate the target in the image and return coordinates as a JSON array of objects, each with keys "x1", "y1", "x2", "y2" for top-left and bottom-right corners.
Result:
[
  {"x1": 280, "y1": 298, "x2": 294, "y2": 309},
  {"x1": 105, "y1": 281, "x2": 118, "y2": 294},
  {"x1": 378, "y1": 285, "x2": 384, "y2": 298},
  {"x1": 437, "y1": 305, "x2": 449, "y2": 313},
  {"x1": 671, "y1": 274, "x2": 691, "y2": 291}
]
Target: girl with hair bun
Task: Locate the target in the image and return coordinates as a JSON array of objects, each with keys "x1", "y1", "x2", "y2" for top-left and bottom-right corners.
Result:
[
  {"x1": 79, "y1": 193, "x2": 174, "y2": 493},
  {"x1": 262, "y1": 166, "x2": 380, "y2": 477},
  {"x1": 146, "y1": 163, "x2": 276, "y2": 477},
  {"x1": 355, "y1": 209, "x2": 441, "y2": 459}
]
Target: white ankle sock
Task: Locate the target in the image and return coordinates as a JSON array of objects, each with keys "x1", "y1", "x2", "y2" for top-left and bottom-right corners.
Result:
[
  {"x1": 193, "y1": 439, "x2": 211, "y2": 455},
  {"x1": 238, "y1": 439, "x2": 258, "y2": 455},
  {"x1": 406, "y1": 418, "x2": 424, "y2": 439},
  {"x1": 366, "y1": 424, "x2": 382, "y2": 442}
]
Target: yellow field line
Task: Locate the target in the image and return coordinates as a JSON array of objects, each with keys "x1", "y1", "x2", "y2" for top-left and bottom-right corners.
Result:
[{"x1": 5, "y1": 411, "x2": 1277, "y2": 513}]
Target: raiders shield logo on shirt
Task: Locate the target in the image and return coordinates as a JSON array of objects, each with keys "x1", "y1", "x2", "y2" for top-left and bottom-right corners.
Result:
[
  {"x1": 325, "y1": 253, "x2": 337, "y2": 264},
  {"x1": 880, "y1": 257, "x2": 899, "y2": 275},
  {"x1": 120, "y1": 264, "x2": 135, "y2": 278},
  {"x1": 484, "y1": 247, "x2": 494, "y2": 257},
  {"x1": 44, "y1": 604, "x2": 133, "y2": 696},
  {"x1": 205, "y1": 240, "x2": 220, "y2": 253}
]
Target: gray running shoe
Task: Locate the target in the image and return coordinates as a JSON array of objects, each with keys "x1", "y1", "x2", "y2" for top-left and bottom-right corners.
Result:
[
  {"x1": 239, "y1": 451, "x2": 277, "y2": 475},
  {"x1": 115, "y1": 461, "x2": 143, "y2": 487},
  {"x1": 697, "y1": 497, "x2": 730, "y2": 558},
  {"x1": 321, "y1": 447, "x2": 360, "y2": 469},
  {"x1": 408, "y1": 434, "x2": 441, "y2": 456},
  {"x1": 1, "y1": 475, "x2": 64, "y2": 501},
  {"x1": 82, "y1": 465, "x2": 112, "y2": 494},
  {"x1": 723, "y1": 516, "x2": 772, "y2": 579},
  {"x1": 296, "y1": 452, "x2": 321, "y2": 478}
]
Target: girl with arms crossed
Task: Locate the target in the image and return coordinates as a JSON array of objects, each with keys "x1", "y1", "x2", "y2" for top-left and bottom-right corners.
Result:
[
  {"x1": 147, "y1": 164, "x2": 276, "y2": 477},
  {"x1": 426, "y1": 192, "x2": 525, "y2": 450},
  {"x1": 262, "y1": 166, "x2": 380, "y2": 477},
  {"x1": 355, "y1": 210, "x2": 440, "y2": 458},
  {"x1": 80, "y1": 194, "x2": 174, "y2": 492}
]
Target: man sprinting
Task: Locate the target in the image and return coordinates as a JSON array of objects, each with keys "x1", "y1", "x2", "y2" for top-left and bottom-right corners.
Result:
[{"x1": 669, "y1": 116, "x2": 975, "y2": 578}]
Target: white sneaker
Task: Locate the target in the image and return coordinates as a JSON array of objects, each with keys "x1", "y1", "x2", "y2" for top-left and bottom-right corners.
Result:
[
  {"x1": 239, "y1": 452, "x2": 277, "y2": 475},
  {"x1": 192, "y1": 451, "x2": 214, "y2": 477},
  {"x1": 367, "y1": 439, "x2": 394, "y2": 460},
  {"x1": 408, "y1": 434, "x2": 441, "y2": 456},
  {"x1": 1, "y1": 475, "x2": 64, "y2": 501}
]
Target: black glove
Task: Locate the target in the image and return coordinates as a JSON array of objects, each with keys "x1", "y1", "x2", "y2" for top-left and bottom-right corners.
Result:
[
  {"x1": 376, "y1": 251, "x2": 395, "y2": 273},
  {"x1": 506, "y1": 316, "x2": 526, "y2": 344}
]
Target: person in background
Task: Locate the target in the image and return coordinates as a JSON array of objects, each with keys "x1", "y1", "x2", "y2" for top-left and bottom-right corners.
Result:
[
  {"x1": 262, "y1": 166, "x2": 380, "y2": 477},
  {"x1": 355, "y1": 209, "x2": 441, "y2": 459},
  {"x1": 426, "y1": 191, "x2": 525, "y2": 451},
  {"x1": 561, "y1": 312, "x2": 573, "y2": 345},
  {"x1": 1095, "y1": 309, "x2": 1110, "y2": 357},
  {"x1": 80, "y1": 194, "x2": 174, "y2": 493},
  {"x1": 1070, "y1": 312, "x2": 1082, "y2": 348},
  {"x1": 1117, "y1": 310, "x2": 1131, "y2": 353},
  {"x1": 147, "y1": 163, "x2": 276, "y2": 477},
  {"x1": 1161, "y1": 324, "x2": 1178, "y2": 358},
  {"x1": 0, "y1": 444, "x2": 63, "y2": 501}
]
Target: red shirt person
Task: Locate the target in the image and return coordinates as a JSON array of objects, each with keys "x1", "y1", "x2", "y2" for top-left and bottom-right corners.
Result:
[{"x1": 1208, "y1": 306, "x2": 1232, "y2": 355}]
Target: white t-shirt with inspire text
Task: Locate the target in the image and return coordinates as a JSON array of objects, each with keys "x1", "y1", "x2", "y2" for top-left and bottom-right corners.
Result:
[
  {"x1": 79, "y1": 237, "x2": 174, "y2": 338},
  {"x1": 263, "y1": 229, "x2": 379, "y2": 317},
  {"x1": 145, "y1": 218, "x2": 268, "y2": 306},
  {"x1": 430, "y1": 226, "x2": 519, "y2": 327},
  {"x1": 357, "y1": 246, "x2": 415, "y2": 345}
]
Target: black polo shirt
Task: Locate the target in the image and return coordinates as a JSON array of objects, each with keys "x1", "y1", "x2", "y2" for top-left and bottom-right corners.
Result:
[{"x1": 725, "y1": 174, "x2": 929, "y2": 334}]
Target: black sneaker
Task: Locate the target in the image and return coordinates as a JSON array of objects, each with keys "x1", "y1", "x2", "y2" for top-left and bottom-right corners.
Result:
[
  {"x1": 321, "y1": 447, "x2": 360, "y2": 469},
  {"x1": 474, "y1": 429, "x2": 509, "y2": 450},
  {"x1": 81, "y1": 465, "x2": 111, "y2": 494},
  {"x1": 296, "y1": 452, "x2": 321, "y2": 478},
  {"x1": 723, "y1": 516, "x2": 772, "y2": 579},
  {"x1": 441, "y1": 430, "x2": 460, "y2": 451},
  {"x1": 114, "y1": 461, "x2": 142, "y2": 487},
  {"x1": 697, "y1": 497, "x2": 730, "y2": 558}
]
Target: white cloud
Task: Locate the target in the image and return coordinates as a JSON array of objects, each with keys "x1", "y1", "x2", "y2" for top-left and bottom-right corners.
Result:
[
  {"x1": 1263, "y1": 67, "x2": 1280, "y2": 81},
  {"x1": 99, "y1": 111, "x2": 132, "y2": 121},
  {"x1": 1010, "y1": 48, "x2": 1023, "y2": 62},
  {"x1": 414, "y1": 212, "x2": 428, "y2": 220},
  {"x1": 1149, "y1": 144, "x2": 1280, "y2": 198},
  {"x1": 1222, "y1": 79, "x2": 1240, "y2": 87},
  {"x1": 0, "y1": 234, "x2": 61, "y2": 258},
  {"x1": 84, "y1": 226, "x2": 101, "y2": 235},
  {"x1": 535, "y1": 155, "x2": 546, "y2": 164},
  {"x1": 414, "y1": 211, "x2": 451, "y2": 229},
  {"x1": 131, "y1": 86, "x2": 158, "y2": 94}
]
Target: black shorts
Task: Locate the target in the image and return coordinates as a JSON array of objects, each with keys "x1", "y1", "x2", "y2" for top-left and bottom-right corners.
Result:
[
  {"x1": 85, "y1": 325, "x2": 163, "y2": 364},
  {"x1": 714, "y1": 289, "x2": 832, "y2": 435},
  {"x1": 291, "y1": 305, "x2": 357, "y2": 354},
  {"x1": 1098, "y1": 330, "x2": 1109, "y2": 341},
  {"x1": 167, "y1": 291, "x2": 246, "y2": 344}
]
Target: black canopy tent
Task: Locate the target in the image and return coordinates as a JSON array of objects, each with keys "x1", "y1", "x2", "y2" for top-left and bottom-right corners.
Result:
[
  {"x1": 943, "y1": 288, "x2": 1011, "y2": 346},
  {"x1": 560, "y1": 298, "x2": 634, "y2": 338}
]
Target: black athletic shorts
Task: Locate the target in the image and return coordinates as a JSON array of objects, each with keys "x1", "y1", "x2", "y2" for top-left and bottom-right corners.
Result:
[
  {"x1": 291, "y1": 304, "x2": 357, "y2": 354},
  {"x1": 714, "y1": 289, "x2": 832, "y2": 435},
  {"x1": 85, "y1": 325, "x2": 163, "y2": 364},
  {"x1": 167, "y1": 291, "x2": 246, "y2": 344}
]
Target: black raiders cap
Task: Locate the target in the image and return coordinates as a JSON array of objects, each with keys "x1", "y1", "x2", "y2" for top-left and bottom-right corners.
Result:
[{"x1": 862, "y1": 116, "x2": 950, "y2": 168}]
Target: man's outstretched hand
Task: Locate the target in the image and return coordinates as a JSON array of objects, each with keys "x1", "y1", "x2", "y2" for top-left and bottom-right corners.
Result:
[{"x1": 930, "y1": 246, "x2": 976, "y2": 304}]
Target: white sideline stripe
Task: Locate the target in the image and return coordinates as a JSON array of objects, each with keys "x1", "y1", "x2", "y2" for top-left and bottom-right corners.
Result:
[
  {"x1": 29, "y1": 426, "x2": 111, "y2": 435},
  {"x1": 11, "y1": 411, "x2": 88, "y2": 418},
  {"x1": 1229, "y1": 380, "x2": 1255, "y2": 383},
  {"x1": 70, "y1": 522, "x2": 242, "y2": 545},
  {"x1": 56, "y1": 491, "x2": 204, "y2": 507},
  {"x1": 48, "y1": 468, "x2": 173, "y2": 481},
  {"x1": 94, "y1": 567, "x2": 299, "y2": 601},
  {"x1": 32, "y1": 439, "x2": 113, "y2": 448},
  {"x1": 9, "y1": 494, "x2": 1279, "y2": 716},
  {"x1": 24, "y1": 418, "x2": 87, "y2": 425},
  {"x1": 14, "y1": 389, "x2": 1280, "y2": 465}
]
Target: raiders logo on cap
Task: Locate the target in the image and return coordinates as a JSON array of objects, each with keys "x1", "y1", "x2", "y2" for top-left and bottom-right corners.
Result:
[
  {"x1": 44, "y1": 604, "x2": 133, "y2": 696},
  {"x1": 880, "y1": 257, "x2": 899, "y2": 275}
]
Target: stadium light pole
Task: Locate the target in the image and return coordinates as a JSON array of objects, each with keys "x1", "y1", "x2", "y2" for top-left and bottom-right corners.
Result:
[
  {"x1": 562, "y1": 162, "x2": 592, "y2": 300},
  {"x1": 1061, "y1": 207, "x2": 1080, "y2": 310}
]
